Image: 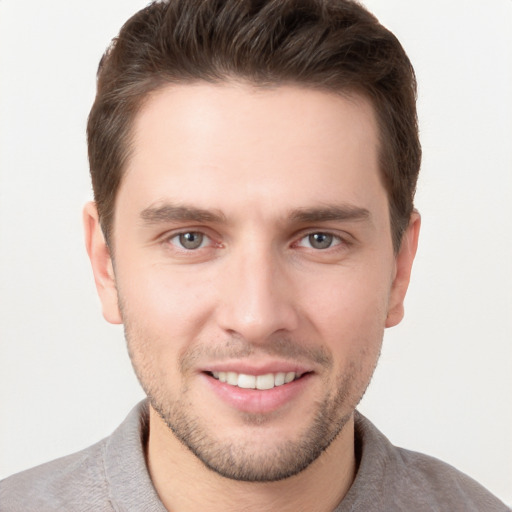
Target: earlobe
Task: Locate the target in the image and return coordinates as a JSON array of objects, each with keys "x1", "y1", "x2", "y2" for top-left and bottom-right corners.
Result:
[
  {"x1": 385, "y1": 211, "x2": 421, "y2": 328},
  {"x1": 83, "y1": 202, "x2": 123, "y2": 325}
]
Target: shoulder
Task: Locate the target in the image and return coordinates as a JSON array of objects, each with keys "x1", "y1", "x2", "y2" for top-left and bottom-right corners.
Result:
[
  {"x1": 339, "y1": 412, "x2": 510, "y2": 512},
  {"x1": 390, "y1": 446, "x2": 509, "y2": 511},
  {"x1": 0, "y1": 439, "x2": 112, "y2": 512},
  {"x1": 0, "y1": 401, "x2": 164, "y2": 512}
]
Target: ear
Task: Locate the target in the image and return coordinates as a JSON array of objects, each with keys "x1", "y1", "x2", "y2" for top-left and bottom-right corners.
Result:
[
  {"x1": 385, "y1": 211, "x2": 421, "y2": 328},
  {"x1": 83, "y1": 202, "x2": 122, "y2": 324}
]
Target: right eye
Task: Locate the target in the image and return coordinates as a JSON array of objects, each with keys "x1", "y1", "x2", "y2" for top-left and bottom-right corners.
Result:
[
  {"x1": 296, "y1": 232, "x2": 342, "y2": 250},
  {"x1": 168, "y1": 231, "x2": 210, "y2": 250}
]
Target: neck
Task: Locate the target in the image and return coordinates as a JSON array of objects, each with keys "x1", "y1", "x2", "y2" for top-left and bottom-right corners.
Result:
[{"x1": 147, "y1": 406, "x2": 356, "y2": 512}]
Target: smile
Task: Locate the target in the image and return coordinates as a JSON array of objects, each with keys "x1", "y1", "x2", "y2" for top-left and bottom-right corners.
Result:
[{"x1": 211, "y1": 371, "x2": 303, "y2": 390}]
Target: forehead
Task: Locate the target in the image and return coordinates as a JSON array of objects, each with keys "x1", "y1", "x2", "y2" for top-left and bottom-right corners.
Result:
[{"x1": 117, "y1": 82, "x2": 385, "y2": 223}]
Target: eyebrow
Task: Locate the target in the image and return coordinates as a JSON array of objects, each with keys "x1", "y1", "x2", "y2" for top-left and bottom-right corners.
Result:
[
  {"x1": 289, "y1": 205, "x2": 371, "y2": 224},
  {"x1": 140, "y1": 204, "x2": 227, "y2": 225},
  {"x1": 139, "y1": 202, "x2": 371, "y2": 226}
]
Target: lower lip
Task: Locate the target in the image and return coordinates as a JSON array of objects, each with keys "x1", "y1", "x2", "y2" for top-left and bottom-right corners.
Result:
[{"x1": 202, "y1": 372, "x2": 313, "y2": 414}]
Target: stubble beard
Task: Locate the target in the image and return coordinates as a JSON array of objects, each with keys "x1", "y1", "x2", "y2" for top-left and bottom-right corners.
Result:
[
  {"x1": 150, "y1": 371, "x2": 356, "y2": 482},
  {"x1": 124, "y1": 322, "x2": 381, "y2": 482}
]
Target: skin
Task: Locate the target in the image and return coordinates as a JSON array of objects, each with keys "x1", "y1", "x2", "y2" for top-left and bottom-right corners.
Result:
[{"x1": 84, "y1": 82, "x2": 420, "y2": 512}]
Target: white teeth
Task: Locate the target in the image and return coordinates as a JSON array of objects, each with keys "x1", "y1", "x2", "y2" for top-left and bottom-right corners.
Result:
[
  {"x1": 274, "y1": 372, "x2": 285, "y2": 386},
  {"x1": 226, "y1": 372, "x2": 238, "y2": 385},
  {"x1": 237, "y1": 374, "x2": 256, "y2": 389},
  {"x1": 211, "y1": 371, "x2": 300, "y2": 389},
  {"x1": 284, "y1": 372, "x2": 296, "y2": 384},
  {"x1": 256, "y1": 374, "x2": 275, "y2": 390}
]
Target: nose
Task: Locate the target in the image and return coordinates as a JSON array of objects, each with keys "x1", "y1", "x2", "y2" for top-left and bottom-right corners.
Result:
[{"x1": 215, "y1": 243, "x2": 299, "y2": 343}]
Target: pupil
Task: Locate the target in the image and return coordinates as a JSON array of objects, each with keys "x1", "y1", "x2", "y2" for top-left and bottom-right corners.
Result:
[
  {"x1": 180, "y1": 232, "x2": 203, "y2": 249},
  {"x1": 310, "y1": 233, "x2": 332, "y2": 249}
]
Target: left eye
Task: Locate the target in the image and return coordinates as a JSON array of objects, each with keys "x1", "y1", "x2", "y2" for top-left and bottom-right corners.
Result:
[
  {"x1": 169, "y1": 232, "x2": 209, "y2": 250},
  {"x1": 298, "y1": 232, "x2": 341, "y2": 250}
]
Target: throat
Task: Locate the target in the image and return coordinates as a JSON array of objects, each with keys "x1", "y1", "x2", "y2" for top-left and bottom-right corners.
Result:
[{"x1": 146, "y1": 403, "x2": 357, "y2": 512}]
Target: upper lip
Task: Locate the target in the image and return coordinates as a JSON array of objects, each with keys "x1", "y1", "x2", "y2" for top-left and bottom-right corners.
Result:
[{"x1": 202, "y1": 360, "x2": 314, "y2": 376}]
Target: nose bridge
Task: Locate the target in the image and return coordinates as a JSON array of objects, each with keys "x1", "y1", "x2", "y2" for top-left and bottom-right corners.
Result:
[{"x1": 217, "y1": 235, "x2": 298, "y2": 341}]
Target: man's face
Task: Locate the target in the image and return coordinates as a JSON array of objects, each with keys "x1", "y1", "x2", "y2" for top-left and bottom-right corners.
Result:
[{"x1": 87, "y1": 82, "x2": 418, "y2": 481}]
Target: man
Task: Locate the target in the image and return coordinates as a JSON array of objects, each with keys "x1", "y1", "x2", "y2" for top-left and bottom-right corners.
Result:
[{"x1": 0, "y1": 0, "x2": 509, "y2": 510}]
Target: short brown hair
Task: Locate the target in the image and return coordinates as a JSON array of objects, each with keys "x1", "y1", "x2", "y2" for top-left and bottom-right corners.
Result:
[{"x1": 87, "y1": 0, "x2": 421, "y2": 251}]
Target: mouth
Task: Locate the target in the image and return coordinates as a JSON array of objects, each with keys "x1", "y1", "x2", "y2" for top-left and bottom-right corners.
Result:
[
  {"x1": 202, "y1": 367, "x2": 314, "y2": 414},
  {"x1": 206, "y1": 371, "x2": 306, "y2": 390}
]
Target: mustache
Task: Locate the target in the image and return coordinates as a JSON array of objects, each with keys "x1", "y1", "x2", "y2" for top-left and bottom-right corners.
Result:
[{"x1": 179, "y1": 334, "x2": 332, "y2": 373}]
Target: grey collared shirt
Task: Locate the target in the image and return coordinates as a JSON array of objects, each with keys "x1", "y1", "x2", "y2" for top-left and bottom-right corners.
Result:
[{"x1": 1, "y1": 401, "x2": 509, "y2": 511}]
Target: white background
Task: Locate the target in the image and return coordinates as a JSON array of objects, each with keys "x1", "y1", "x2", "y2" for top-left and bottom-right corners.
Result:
[{"x1": 1, "y1": 0, "x2": 511, "y2": 505}]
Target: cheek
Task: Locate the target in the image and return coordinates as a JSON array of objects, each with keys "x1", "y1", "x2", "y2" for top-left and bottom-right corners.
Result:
[
  {"x1": 116, "y1": 263, "x2": 218, "y2": 365},
  {"x1": 119, "y1": 262, "x2": 213, "y2": 319},
  {"x1": 301, "y1": 265, "x2": 390, "y2": 351},
  {"x1": 304, "y1": 272, "x2": 387, "y2": 405}
]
